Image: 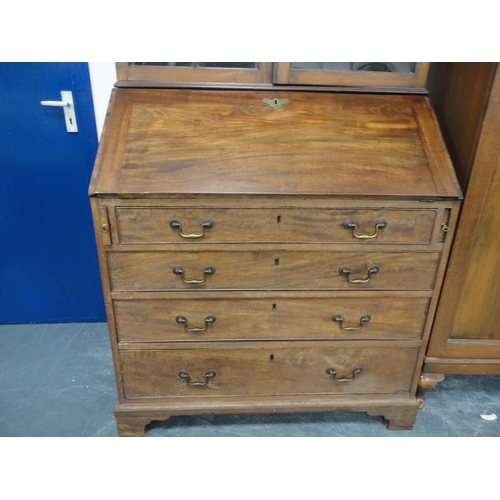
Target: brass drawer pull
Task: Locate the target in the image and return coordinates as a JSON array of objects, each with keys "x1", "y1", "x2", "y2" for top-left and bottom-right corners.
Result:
[
  {"x1": 332, "y1": 314, "x2": 371, "y2": 331},
  {"x1": 342, "y1": 219, "x2": 386, "y2": 239},
  {"x1": 178, "y1": 369, "x2": 216, "y2": 387},
  {"x1": 173, "y1": 265, "x2": 216, "y2": 285},
  {"x1": 169, "y1": 218, "x2": 214, "y2": 239},
  {"x1": 176, "y1": 314, "x2": 217, "y2": 333},
  {"x1": 326, "y1": 366, "x2": 363, "y2": 382},
  {"x1": 338, "y1": 264, "x2": 379, "y2": 283}
]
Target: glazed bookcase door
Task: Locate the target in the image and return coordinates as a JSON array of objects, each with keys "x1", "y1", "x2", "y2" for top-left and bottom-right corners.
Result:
[
  {"x1": 274, "y1": 62, "x2": 429, "y2": 88},
  {"x1": 116, "y1": 62, "x2": 273, "y2": 84}
]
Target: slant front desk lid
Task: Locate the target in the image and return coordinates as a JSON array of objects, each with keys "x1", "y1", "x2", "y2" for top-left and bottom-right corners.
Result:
[{"x1": 90, "y1": 89, "x2": 462, "y2": 199}]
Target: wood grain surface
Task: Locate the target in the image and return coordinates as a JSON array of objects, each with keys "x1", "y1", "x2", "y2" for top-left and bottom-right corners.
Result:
[
  {"x1": 113, "y1": 293, "x2": 430, "y2": 342},
  {"x1": 119, "y1": 342, "x2": 419, "y2": 398},
  {"x1": 426, "y1": 63, "x2": 500, "y2": 365},
  {"x1": 115, "y1": 206, "x2": 437, "y2": 245},
  {"x1": 89, "y1": 85, "x2": 462, "y2": 432},
  {"x1": 107, "y1": 249, "x2": 440, "y2": 291},
  {"x1": 89, "y1": 89, "x2": 460, "y2": 199}
]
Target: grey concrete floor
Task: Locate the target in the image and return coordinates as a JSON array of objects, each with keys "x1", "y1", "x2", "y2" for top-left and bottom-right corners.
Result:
[{"x1": 1, "y1": 322, "x2": 499, "y2": 437}]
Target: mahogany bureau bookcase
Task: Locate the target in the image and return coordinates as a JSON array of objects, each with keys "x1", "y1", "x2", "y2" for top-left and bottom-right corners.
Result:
[{"x1": 89, "y1": 65, "x2": 461, "y2": 436}]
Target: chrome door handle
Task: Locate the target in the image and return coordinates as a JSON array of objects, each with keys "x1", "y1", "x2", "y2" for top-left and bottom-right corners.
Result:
[
  {"x1": 40, "y1": 100, "x2": 70, "y2": 107},
  {"x1": 40, "y1": 91, "x2": 78, "y2": 133}
]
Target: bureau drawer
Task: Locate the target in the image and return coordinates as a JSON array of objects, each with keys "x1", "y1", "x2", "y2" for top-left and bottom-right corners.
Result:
[
  {"x1": 108, "y1": 250, "x2": 440, "y2": 291},
  {"x1": 120, "y1": 343, "x2": 419, "y2": 398},
  {"x1": 115, "y1": 207, "x2": 437, "y2": 245},
  {"x1": 114, "y1": 294, "x2": 430, "y2": 342}
]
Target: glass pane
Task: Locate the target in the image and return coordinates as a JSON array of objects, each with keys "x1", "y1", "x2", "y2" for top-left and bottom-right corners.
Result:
[
  {"x1": 131, "y1": 62, "x2": 194, "y2": 67},
  {"x1": 292, "y1": 62, "x2": 351, "y2": 71},
  {"x1": 291, "y1": 62, "x2": 415, "y2": 74},
  {"x1": 130, "y1": 62, "x2": 258, "y2": 69},
  {"x1": 197, "y1": 62, "x2": 257, "y2": 69},
  {"x1": 353, "y1": 62, "x2": 415, "y2": 73}
]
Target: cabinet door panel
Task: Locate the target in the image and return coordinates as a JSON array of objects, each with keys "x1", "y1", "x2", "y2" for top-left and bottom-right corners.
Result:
[
  {"x1": 426, "y1": 63, "x2": 500, "y2": 366},
  {"x1": 116, "y1": 62, "x2": 272, "y2": 84},
  {"x1": 274, "y1": 62, "x2": 429, "y2": 88},
  {"x1": 450, "y1": 159, "x2": 500, "y2": 340}
]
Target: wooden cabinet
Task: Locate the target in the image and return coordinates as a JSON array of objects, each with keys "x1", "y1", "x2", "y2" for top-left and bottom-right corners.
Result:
[
  {"x1": 89, "y1": 88, "x2": 461, "y2": 436},
  {"x1": 424, "y1": 63, "x2": 500, "y2": 375}
]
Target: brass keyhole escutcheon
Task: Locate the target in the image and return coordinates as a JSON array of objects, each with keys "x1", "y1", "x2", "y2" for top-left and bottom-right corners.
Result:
[{"x1": 263, "y1": 97, "x2": 290, "y2": 110}]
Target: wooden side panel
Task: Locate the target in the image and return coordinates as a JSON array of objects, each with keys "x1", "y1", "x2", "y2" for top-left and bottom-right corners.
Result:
[
  {"x1": 89, "y1": 198, "x2": 125, "y2": 399},
  {"x1": 414, "y1": 98, "x2": 463, "y2": 198},
  {"x1": 98, "y1": 206, "x2": 112, "y2": 245},
  {"x1": 427, "y1": 63, "x2": 498, "y2": 191}
]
